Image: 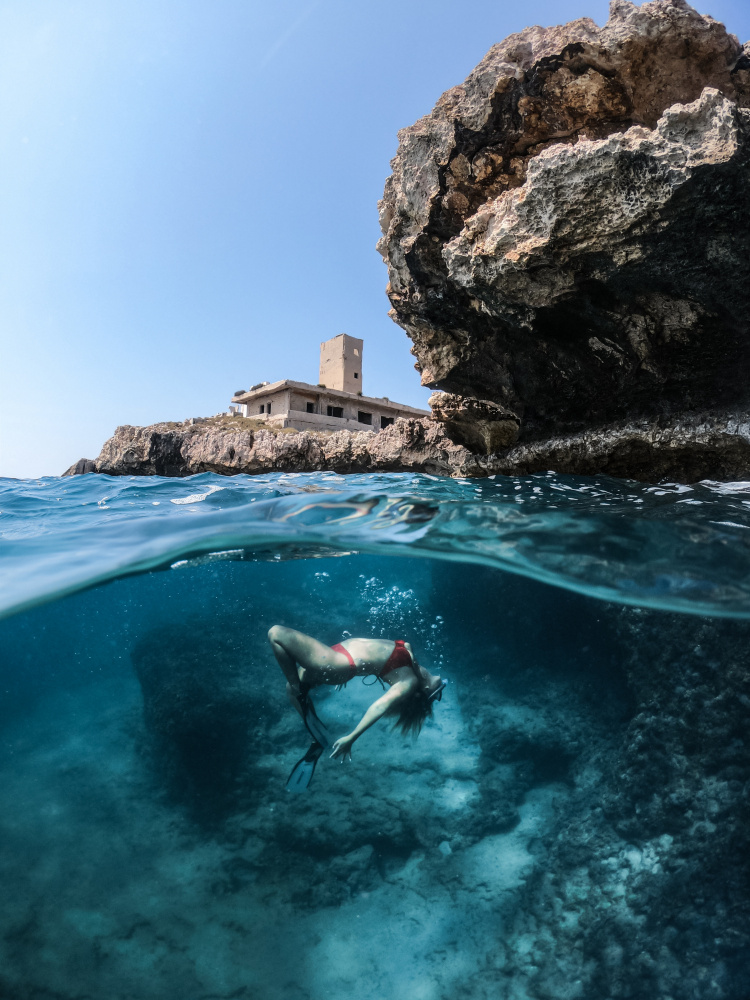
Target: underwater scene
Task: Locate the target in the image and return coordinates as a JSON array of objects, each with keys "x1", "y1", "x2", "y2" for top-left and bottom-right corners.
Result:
[{"x1": 2, "y1": 470, "x2": 750, "y2": 1000}]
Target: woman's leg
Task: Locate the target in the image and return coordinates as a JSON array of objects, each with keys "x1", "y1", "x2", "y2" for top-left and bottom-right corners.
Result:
[
  {"x1": 268, "y1": 626, "x2": 308, "y2": 689},
  {"x1": 268, "y1": 626, "x2": 350, "y2": 715}
]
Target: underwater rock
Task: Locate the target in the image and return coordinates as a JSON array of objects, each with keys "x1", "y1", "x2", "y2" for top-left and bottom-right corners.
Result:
[
  {"x1": 66, "y1": 409, "x2": 750, "y2": 482},
  {"x1": 379, "y1": 1, "x2": 750, "y2": 463},
  {"x1": 131, "y1": 620, "x2": 278, "y2": 817},
  {"x1": 499, "y1": 607, "x2": 750, "y2": 1000},
  {"x1": 432, "y1": 566, "x2": 750, "y2": 998}
]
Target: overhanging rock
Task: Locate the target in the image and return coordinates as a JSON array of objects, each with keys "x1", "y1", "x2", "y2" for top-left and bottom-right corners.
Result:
[{"x1": 378, "y1": 0, "x2": 750, "y2": 458}]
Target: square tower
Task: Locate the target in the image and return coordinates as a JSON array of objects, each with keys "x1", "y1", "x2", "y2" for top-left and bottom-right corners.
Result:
[{"x1": 319, "y1": 333, "x2": 363, "y2": 393}]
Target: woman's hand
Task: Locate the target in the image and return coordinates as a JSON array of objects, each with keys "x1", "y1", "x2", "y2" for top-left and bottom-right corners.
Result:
[{"x1": 330, "y1": 735, "x2": 354, "y2": 762}]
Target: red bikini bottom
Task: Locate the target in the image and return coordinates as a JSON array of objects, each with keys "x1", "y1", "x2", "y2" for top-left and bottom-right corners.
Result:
[{"x1": 331, "y1": 643, "x2": 357, "y2": 680}]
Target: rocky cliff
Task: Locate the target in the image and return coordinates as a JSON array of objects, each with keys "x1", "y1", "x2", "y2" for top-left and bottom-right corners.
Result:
[
  {"x1": 65, "y1": 411, "x2": 750, "y2": 482},
  {"x1": 379, "y1": 0, "x2": 750, "y2": 469},
  {"x1": 65, "y1": 416, "x2": 473, "y2": 478}
]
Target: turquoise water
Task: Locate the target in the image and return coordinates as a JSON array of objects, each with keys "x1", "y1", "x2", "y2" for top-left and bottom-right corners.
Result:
[
  {"x1": 5, "y1": 470, "x2": 750, "y2": 619},
  {"x1": 2, "y1": 471, "x2": 750, "y2": 998}
]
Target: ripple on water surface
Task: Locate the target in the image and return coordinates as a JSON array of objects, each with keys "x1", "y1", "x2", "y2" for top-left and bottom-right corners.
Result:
[{"x1": 3, "y1": 471, "x2": 750, "y2": 617}]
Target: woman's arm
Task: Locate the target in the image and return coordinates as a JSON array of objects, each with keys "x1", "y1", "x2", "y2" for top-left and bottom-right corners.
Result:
[{"x1": 330, "y1": 681, "x2": 414, "y2": 759}]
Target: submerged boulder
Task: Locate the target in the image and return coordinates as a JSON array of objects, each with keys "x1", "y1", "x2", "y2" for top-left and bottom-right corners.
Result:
[{"x1": 379, "y1": 0, "x2": 750, "y2": 466}]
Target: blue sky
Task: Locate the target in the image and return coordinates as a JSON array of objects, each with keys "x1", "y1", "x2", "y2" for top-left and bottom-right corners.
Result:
[{"x1": 1, "y1": 0, "x2": 748, "y2": 478}]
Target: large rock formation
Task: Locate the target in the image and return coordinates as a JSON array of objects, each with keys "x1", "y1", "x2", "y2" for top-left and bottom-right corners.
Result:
[
  {"x1": 64, "y1": 416, "x2": 475, "y2": 478},
  {"x1": 65, "y1": 411, "x2": 750, "y2": 482},
  {"x1": 436, "y1": 566, "x2": 750, "y2": 1000},
  {"x1": 501, "y1": 605, "x2": 750, "y2": 1000},
  {"x1": 379, "y1": 1, "x2": 750, "y2": 461}
]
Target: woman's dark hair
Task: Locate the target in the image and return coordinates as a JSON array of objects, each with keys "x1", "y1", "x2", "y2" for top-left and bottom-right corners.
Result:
[{"x1": 387, "y1": 666, "x2": 435, "y2": 737}]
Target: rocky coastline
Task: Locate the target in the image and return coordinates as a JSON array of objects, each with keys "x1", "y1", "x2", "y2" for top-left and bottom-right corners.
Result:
[
  {"x1": 66, "y1": 409, "x2": 750, "y2": 482},
  {"x1": 66, "y1": 1, "x2": 750, "y2": 483}
]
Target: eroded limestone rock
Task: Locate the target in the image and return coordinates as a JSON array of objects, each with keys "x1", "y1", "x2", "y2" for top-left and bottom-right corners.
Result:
[
  {"x1": 378, "y1": 0, "x2": 750, "y2": 451},
  {"x1": 64, "y1": 416, "x2": 475, "y2": 478},
  {"x1": 428, "y1": 391, "x2": 519, "y2": 454},
  {"x1": 64, "y1": 410, "x2": 750, "y2": 482}
]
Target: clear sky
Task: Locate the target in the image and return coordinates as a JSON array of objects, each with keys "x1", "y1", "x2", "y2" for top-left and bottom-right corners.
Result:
[{"x1": 1, "y1": 0, "x2": 748, "y2": 478}]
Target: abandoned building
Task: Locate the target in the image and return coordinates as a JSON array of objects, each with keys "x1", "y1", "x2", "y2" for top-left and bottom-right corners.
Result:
[{"x1": 229, "y1": 334, "x2": 430, "y2": 433}]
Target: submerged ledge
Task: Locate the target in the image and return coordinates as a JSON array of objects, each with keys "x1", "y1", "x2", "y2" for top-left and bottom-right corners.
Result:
[{"x1": 66, "y1": 411, "x2": 750, "y2": 483}]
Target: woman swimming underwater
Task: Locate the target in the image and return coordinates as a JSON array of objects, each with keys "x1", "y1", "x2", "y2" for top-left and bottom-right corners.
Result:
[{"x1": 268, "y1": 626, "x2": 446, "y2": 789}]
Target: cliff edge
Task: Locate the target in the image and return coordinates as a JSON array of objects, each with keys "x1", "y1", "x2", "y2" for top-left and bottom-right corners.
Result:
[
  {"x1": 64, "y1": 416, "x2": 474, "y2": 478},
  {"x1": 379, "y1": 0, "x2": 750, "y2": 468}
]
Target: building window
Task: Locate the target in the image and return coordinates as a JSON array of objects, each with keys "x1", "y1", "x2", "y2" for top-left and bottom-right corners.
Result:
[
  {"x1": 358, "y1": 411, "x2": 372, "y2": 425},
  {"x1": 354, "y1": 372, "x2": 359, "y2": 379},
  {"x1": 259, "y1": 404, "x2": 265, "y2": 414},
  {"x1": 381, "y1": 416, "x2": 394, "y2": 428},
  {"x1": 267, "y1": 403, "x2": 272, "y2": 415},
  {"x1": 306, "y1": 402, "x2": 315, "y2": 413},
  {"x1": 327, "y1": 405, "x2": 343, "y2": 418}
]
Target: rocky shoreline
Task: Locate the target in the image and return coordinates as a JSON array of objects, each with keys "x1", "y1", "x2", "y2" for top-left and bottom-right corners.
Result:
[
  {"x1": 66, "y1": 409, "x2": 750, "y2": 482},
  {"x1": 65, "y1": 2, "x2": 750, "y2": 485}
]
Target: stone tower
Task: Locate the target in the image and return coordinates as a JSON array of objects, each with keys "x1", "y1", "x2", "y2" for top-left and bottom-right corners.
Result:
[{"x1": 318, "y1": 333, "x2": 363, "y2": 393}]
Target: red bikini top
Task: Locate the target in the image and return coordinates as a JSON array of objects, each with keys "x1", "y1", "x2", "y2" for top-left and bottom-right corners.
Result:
[
  {"x1": 380, "y1": 639, "x2": 413, "y2": 677},
  {"x1": 332, "y1": 639, "x2": 414, "y2": 681}
]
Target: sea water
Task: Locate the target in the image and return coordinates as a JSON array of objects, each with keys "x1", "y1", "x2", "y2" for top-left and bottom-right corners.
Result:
[{"x1": 1, "y1": 471, "x2": 750, "y2": 999}]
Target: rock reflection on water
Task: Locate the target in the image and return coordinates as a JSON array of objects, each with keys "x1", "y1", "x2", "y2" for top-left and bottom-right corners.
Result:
[{"x1": 0, "y1": 554, "x2": 748, "y2": 999}]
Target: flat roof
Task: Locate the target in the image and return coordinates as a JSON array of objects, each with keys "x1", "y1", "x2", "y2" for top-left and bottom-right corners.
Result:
[{"x1": 231, "y1": 379, "x2": 429, "y2": 415}]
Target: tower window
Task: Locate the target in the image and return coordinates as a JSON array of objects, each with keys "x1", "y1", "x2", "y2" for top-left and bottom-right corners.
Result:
[
  {"x1": 358, "y1": 411, "x2": 372, "y2": 425},
  {"x1": 354, "y1": 372, "x2": 359, "y2": 379}
]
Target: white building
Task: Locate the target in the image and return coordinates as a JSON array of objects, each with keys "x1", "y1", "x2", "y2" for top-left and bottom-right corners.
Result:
[{"x1": 229, "y1": 334, "x2": 429, "y2": 433}]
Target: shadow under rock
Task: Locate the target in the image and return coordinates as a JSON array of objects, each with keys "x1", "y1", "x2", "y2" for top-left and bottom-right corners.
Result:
[{"x1": 131, "y1": 616, "x2": 281, "y2": 824}]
